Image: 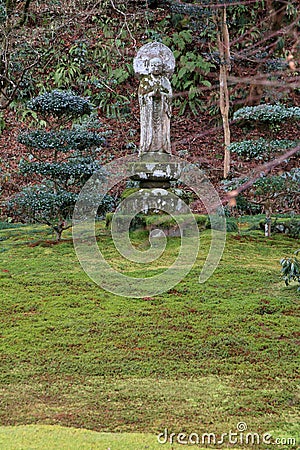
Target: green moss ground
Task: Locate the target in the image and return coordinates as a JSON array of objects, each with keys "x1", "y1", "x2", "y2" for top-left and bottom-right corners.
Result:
[
  {"x1": 0, "y1": 425, "x2": 191, "y2": 450},
  {"x1": 0, "y1": 221, "x2": 299, "y2": 449}
]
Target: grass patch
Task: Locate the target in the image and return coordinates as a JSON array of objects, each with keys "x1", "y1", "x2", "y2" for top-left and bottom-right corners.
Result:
[
  {"x1": 0, "y1": 425, "x2": 198, "y2": 450},
  {"x1": 0, "y1": 221, "x2": 299, "y2": 448}
]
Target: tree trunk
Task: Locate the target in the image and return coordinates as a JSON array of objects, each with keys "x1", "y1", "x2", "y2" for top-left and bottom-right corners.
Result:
[
  {"x1": 220, "y1": 63, "x2": 231, "y2": 178},
  {"x1": 53, "y1": 223, "x2": 64, "y2": 241},
  {"x1": 54, "y1": 229, "x2": 62, "y2": 241},
  {"x1": 215, "y1": 7, "x2": 231, "y2": 179},
  {"x1": 5, "y1": 0, "x2": 17, "y2": 18},
  {"x1": 18, "y1": 0, "x2": 32, "y2": 26},
  {"x1": 264, "y1": 200, "x2": 272, "y2": 238}
]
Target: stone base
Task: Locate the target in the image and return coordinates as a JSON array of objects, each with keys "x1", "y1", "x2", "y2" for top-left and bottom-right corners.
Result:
[
  {"x1": 117, "y1": 188, "x2": 187, "y2": 215},
  {"x1": 129, "y1": 152, "x2": 182, "y2": 189}
]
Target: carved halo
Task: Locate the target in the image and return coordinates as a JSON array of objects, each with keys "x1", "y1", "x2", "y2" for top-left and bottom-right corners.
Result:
[{"x1": 133, "y1": 42, "x2": 175, "y2": 78}]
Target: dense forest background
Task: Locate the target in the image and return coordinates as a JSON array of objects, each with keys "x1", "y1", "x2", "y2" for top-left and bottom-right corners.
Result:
[{"x1": 0, "y1": 0, "x2": 299, "y2": 215}]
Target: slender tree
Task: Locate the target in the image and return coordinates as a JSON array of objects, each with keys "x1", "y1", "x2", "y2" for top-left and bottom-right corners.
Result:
[{"x1": 213, "y1": 5, "x2": 231, "y2": 178}]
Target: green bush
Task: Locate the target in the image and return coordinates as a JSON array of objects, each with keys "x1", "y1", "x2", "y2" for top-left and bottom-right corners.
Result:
[
  {"x1": 280, "y1": 250, "x2": 300, "y2": 291},
  {"x1": 229, "y1": 138, "x2": 299, "y2": 160},
  {"x1": 223, "y1": 169, "x2": 299, "y2": 214},
  {"x1": 106, "y1": 213, "x2": 146, "y2": 231},
  {"x1": 28, "y1": 90, "x2": 93, "y2": 120},
  {"x1": 233, "y1": 104, "x2": 300, "y2": 123},
  {"x1": 171, "y1": 187, "x2": 195, "y2": 205},
  {"x1": 18, "y1": 129, "x2": 105, "y2": 151},
  {"x1": 287, "y1": 219, "x2": 300, "y2": 239},
  {"x1": 226, "y1": 218, "x2": 238, "y2": 232},
  {"x1": 8, "y1": 90, "x2": 110, "y2": 240},
  {"x1": 144, "y1": 214, "x2": 208, "y2": 230},
  {"x1": 8, "y1": 185, "x2": 77, "y2": 226},
  {"x1": 0, "y1": 221, "x2": 25, "y2": 230},
  {"x1": 120, "y1": 188, "x2": 140, "y2": 200},
  {"x1": 106, "y1": 213, "x2": 209, "y2": 232},
  {"x1": 0, "y1": 1, "x2": 6, "y2": 23},
  {"x1": 163, "y1": 30, "x2": 214, "y2": 115}
]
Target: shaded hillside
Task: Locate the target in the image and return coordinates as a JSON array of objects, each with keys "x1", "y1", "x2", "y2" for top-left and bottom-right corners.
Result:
[{"x1": 0, "y1": 0, "x2": 299, "y2": 213}]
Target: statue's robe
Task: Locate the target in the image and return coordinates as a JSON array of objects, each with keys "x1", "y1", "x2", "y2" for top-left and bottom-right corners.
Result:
[{"x1": 138, "y1": 73, "x2": 172, "y2": 155}]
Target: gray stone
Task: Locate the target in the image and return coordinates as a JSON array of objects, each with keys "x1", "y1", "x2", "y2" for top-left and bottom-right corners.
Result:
[
  {"x1": 130, "y1": 153, "x2": 182, "y2": 189},
  {"x1": 117, "y1": 188, "x2": 188, "y2": 215}
]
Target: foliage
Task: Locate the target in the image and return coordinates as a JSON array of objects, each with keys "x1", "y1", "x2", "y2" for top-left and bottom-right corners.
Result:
[
  {"x1": 0, "y1": 112, "x2": 5, "y2": 133},
  {"x1": 0, "y1": 1, "x2": 6, "y2": 23},
  {"x1": 169, "y1": 1, "x2": 213, "y2": 32},
  {"x1": 0, "y1": 221, "x2": 25, "y2": 230},
  {"x1": 228, "y1": 1, "x2": 262, "y2": 42},
  {"x1": 79, "y1": 40, "x2": 132, "y2": 117},
  {"x1": 225, "y1": 217, "x2": 238, "y2": 232},
  {"x1": 229, "y1": 138, "x2": 299, "y2": 160},
  {"x1": 222, "y1": 169, "x2": 300, "y2": 213},
  {"x1": 28, "y1": 90, "x2": 93, "y2": 120},
  {"x1": 171, "y1": 187, "x2": 195, "y2": 205},
  {"x1": 8, "y1": 90, "x2": 110, "y2": 240},
  {"x1": 163, "y1": 30, "x2": 214, "y2": 115},
  {"x1": 1, "y1": 0, "x2": 41, "y2": 111},
  {"x1": 90, "y1": 77, "x2": 131, "y2": 119},
  {"x1": 233, "y1": 104, "x2": 300, "y2": 123},
  {"x1": 8, "y1": 184, "x2": 77, "y2": 225},
  {"x1": 48, "y1": 38, "x2": 132, "y2": 119},
  {"x1": 280, "y1": 249, "x2": 300, "y2": 291},
  {"x1": 231, "y1": 194, "x2": 262, "y2": 215},
  {"x1": 52, "y1": 41, "x2": 88, "y2": 88},
  {"x1": 231, "y1": 100, "x2": 300, "y2": 213},
  {"x1": 286, "y1": 218, "x2": 300, "y2": 239},
  {"x1": 19, "y1": 159, "x2": 103, "y2": 182},
  {"x1": 254, "y1": 169, "x2": 299, "y2": 210},
  {"x1": 253, "y1": 175, "x2": 289, "y2": 197},
  {"x1": 18, "y1": 129, "x2": 105, "y2": 152},
  {"x1": 106, "y1": 213, "x2": 209, "y2": 232}
]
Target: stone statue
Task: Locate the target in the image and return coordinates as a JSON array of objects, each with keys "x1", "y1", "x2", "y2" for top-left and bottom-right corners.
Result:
[
  {"x1": 133, "y1": 42, "x2": 175, "y2": 156},
  {"x1": 138, "y1": 57, "x2": 172, "y2": 154}
]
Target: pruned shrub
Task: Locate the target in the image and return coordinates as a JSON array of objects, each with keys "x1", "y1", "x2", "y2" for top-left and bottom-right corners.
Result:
[
  {"x1": 8, "y1": 90, "x2": 112, "y2": 240},
  {"x1": 28, "y1": 90, "x2": 93, "y2": 119},
  {"x1": 233, "y1": 104, "x2": 300, "y2": 123},
  {"x1": 229, "y1": 138, "x2": 299, "y2": 160}
]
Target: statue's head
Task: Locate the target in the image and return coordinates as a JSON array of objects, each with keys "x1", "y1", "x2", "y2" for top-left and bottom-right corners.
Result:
[{"x1": 148, "y1": 57, "x2": 164, "y2": 75}]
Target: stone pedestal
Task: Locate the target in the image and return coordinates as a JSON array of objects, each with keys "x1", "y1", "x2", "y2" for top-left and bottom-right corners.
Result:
[
  {"x1": 130, "y1": 152, "x2": 182, "y2": 189},
  {"x1": 118, "y1": 187, "x2": 186, "y2": 215}
]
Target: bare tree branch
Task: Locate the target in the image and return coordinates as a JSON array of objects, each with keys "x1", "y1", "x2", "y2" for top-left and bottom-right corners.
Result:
[
  {"x1": 0, "y1": 57, "x2": 40, "y2": 110},
  {"x1": 227, "y1": 144, "x2": 300, "y2": 203}
]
